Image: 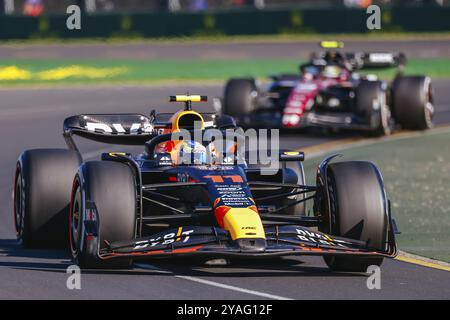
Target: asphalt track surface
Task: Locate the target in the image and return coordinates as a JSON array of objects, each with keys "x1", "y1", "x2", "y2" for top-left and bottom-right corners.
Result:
[
  {"x1": 1, "y1": 38, "x2": 450, "y2": 60},
  {"x1": 1, "y1": 80, "x2": 450, "y2": 299}
]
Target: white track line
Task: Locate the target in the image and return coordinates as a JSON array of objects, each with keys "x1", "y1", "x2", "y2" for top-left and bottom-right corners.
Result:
[
  {"x1": 174, "y1": 275, "x2": 292, "y2": 300},
  {"x1": 135, "y1": 263, "x2": 292, "y2": 300}
]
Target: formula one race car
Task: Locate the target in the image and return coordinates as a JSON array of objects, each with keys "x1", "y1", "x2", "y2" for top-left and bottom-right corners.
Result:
[
  {"x1": 220, "y1": 41, "x2": 434, "y2": 136},
  {"x1": 13, "y1": 95, "x2": 397, "y2": 272}
]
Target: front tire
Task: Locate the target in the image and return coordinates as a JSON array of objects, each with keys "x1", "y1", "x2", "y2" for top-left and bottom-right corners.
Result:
[
  {"x1": 14, "y1": 149, "x2": 81, "y2": 248},
  {"x1": 70, "y1": 161, "x2": 136, "y2": 269},
  {"x1": 320, "y1": 161, "x2": 388, "y2": 272}
]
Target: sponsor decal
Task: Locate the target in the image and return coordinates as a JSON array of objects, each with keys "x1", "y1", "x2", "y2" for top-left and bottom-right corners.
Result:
[
  {"x1": 368, "y1": 53, "x2": 394, "y2": 64},
  {"x1": 158, "y1": 155, "x2": 172, "y2": 166},
  {"x1": 84, "y1": 121, "x2": 153, "y2": 134},
  {"x1": 297, "y1": 83, "x2": 318, "y2": 92},
  {"x1": 133, "y1": 228, "x2": 194, "y2": 250},
  {"x1": 177, "y1": 172, "x2": 190, "y2": 182},
  {"x1": 204, "y1": 175, "x2": 244, "y2": 183},
  {"x1": 215, "y1": 184, "x2": 253, "y2": 208},
  {"x1": 295, "y1": 229, "x2": 350, "y2": 247}
]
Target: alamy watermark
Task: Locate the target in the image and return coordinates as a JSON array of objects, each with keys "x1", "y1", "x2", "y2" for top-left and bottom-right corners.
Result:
[
  {"x1": 367, "y1": 5, "x2": 381, "y2": 30},
  {"x1": 168, "y1": 123, "x2": 280, "y2": 175},
  {"x1": 66, "y1": 265, "x2": 81, "y2": 290},
  {"x1": 66, "y1": 5, "x2": 81, "y2": 30},
  {"x1": 366, "y1": 265, "x2": 381, "y2": 290},
  {"x1": 65, "y1": 4, "x2": 382, "y2": 32}
]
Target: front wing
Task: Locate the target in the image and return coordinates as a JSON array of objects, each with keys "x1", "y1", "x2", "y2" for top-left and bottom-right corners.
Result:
[{"x1": 97, "y1": 225, "x2": 397, "y2": 261}]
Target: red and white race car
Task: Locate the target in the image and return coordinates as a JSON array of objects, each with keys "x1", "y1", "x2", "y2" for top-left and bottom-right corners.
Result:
[{"x1": 220, "y1": 42, "x2": 434, "y2": 136}]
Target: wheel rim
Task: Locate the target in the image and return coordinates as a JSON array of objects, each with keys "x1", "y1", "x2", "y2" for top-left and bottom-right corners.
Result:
[
  {"x1": 69, "y1": 179, "x2": 82, "y2": 257},
  {"x1": 425, "y1": 84, "x2": 434, "y2": 129},
  {"x1": 245, "y1": 90, "x2": 257, "y2": 112},
  {"x1": 378, "y1": 90, "x2": 390, "y2": 135},
  {"x1": 422, "y1": 78, "x2": 434, "y2": 129},
  {"x1": 14, "y1": 168, "x2": 25, "y2": 238},
  {"x1": 425, "y1": 102, "x2": 433, "y2": 129},
  {"x1": 380, "y1": 104, "x2": 391, "y2": 135}
]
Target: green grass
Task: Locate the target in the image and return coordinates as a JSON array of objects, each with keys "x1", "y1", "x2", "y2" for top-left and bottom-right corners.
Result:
[
  {"x1": 1, "y1": 57, "x2": 450, "y2": 86},
  {"x1": 303, "y1": 129, "x2": 450, "y2": 262}
]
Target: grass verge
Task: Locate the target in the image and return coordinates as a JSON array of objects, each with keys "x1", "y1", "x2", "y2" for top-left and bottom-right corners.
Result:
[
  {"x1": 1, "y1": 57, "x2": 450, "y2": 87},
  {"x1": 302, "y1": 128, "x2": 450, "y2": 262}
]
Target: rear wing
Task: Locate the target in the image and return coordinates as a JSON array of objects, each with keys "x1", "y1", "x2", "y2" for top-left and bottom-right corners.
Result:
[
  {"x1": 63, "y1": 114, "x2": 156, "y2": 151},
  {"x1": 310, "y1": 50, "x2": 406, "y2": 71},
  {"x1": 316, "y1": 41, "x2": 406, "y2": 70},
  {"x1": 63, "y1": 112, "x2": 221, "y2": 153},
  {"x1": 349, "y1": 52, "x2": 407, "y2": 70}
]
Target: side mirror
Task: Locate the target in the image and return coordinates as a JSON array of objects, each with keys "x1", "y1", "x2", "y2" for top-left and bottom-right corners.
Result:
[{"x1": 214, "y1": 115, "x2": 237, "y2": 129}]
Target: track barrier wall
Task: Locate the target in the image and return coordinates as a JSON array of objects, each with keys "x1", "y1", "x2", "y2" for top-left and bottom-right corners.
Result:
[{"x1": 1, "y1": 7, "x2": 449, "y2": 40}]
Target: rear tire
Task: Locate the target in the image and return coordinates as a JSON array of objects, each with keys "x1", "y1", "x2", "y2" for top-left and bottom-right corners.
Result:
[
  {"x1": 223, "y1": 79, "x2": 258, "y2": 118},
  {"x1": 355, "y1": 81, "x2": 391, "y2": 137},
  {"x1": 320, "y1": 161, "x2": 388, "y2": 272},
  {"x1": 14, "y1": 149, "x2": 81, "y2": 248},
  {"x1": 70, "y1": 161, "x2": 136, "y2": 269},
  {"x1": 392, "y1": 76, "x2": 434, "y2": 130}
]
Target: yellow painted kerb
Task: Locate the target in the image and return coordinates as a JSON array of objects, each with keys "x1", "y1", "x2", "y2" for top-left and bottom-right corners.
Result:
[{"x1": 395, "y1": 255, "x2": 450, "y2": 272}]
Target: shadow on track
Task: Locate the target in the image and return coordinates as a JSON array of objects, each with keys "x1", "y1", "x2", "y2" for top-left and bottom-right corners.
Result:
[
  {"x1": 0, "y1": 239, "x2": 168, "y2": 276},
  {"x1": 0, "y1": 238, "x2": 71, "y2": 272},
  {"x1": 147, "y1": 256, "x2": 368, "y2": 278},
  {"x1": 1, "y1": 239, "x2": 368, "y2": 277}
]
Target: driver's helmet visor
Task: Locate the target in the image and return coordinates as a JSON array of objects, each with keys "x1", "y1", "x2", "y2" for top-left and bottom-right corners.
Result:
[{"x1": 322, "y1": 65, "x2": 342, "y2": 78}]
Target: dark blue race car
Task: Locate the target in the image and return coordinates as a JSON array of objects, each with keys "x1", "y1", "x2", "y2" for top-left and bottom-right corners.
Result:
[{"x1": 13, "y1": 95, "x2": 397, "y2": 272}]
